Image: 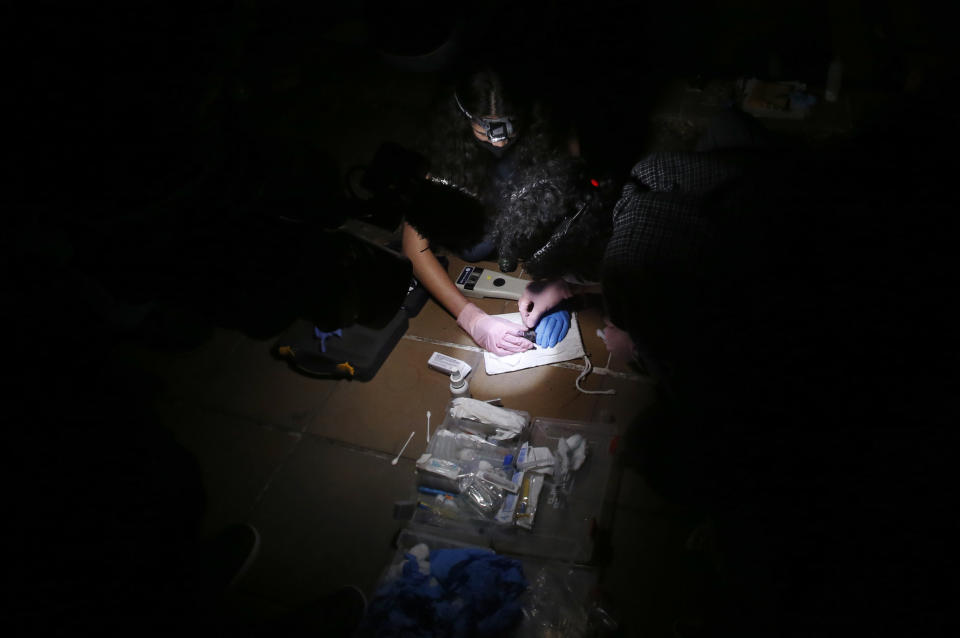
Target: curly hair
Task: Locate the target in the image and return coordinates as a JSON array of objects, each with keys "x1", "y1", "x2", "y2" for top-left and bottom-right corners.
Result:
[
  {"x1": 405, "y1": 68, "x2": 570, "y2": 251},
  {"x1": 492, "y1": 155, "x2": 619, "y2": 282}
]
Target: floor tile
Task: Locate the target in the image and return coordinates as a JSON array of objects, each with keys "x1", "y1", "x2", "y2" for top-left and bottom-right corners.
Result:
[
  {"x1": 154, "y1": 400, "x2": 301, "y2": 538},
  {"x1": 472, "y1": 358, "x2": 652, "y2": 435},
  {"x1": 587, "y1": 373, "x2": 658, "y2": 434},
  {"x1": 198, "y1": 333, "x2": 340, "y2": 430},
  {"x1": 469, "y1": 362, "x2": 600, "y2": 422},
  {"x1": 308, "y1": 338, "x2": 464, "y2": 458},
  {"x1": 239, "y1": 436, "x2": 415, "y2": 605},
  {"x1": 576, "y1": 305, "x2": 612, "y2": 363},
  {"x1": 405, "y1": 297, "x2": 476, "y2": 348},
  {"x1": 109, "y1": 327, "x2": 244, "y2": 402}
]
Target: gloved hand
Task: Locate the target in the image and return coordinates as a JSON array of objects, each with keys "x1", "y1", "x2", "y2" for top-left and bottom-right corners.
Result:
[
  {"x1": 600, "y1": 318, "x2": 637, "y2": 363},
  {"x1": 518, "y1": 279, "x2": 573, "y2": 329},
  {"x1": 534, "y1": 309, "x2": 570, "y2": 348},
  {"x1": 457, "y1": 303, "x2": 534, "y2": 357}
]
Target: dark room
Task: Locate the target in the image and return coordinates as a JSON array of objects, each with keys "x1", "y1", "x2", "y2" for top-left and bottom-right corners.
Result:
[{"x1": 8, "y1": 1, "x2": 955, "y2": 636}]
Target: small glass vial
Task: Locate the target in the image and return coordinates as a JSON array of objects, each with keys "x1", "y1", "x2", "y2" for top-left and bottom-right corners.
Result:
[{"x1": 449, "y1": 369, "x2": 470, "y2": 397}]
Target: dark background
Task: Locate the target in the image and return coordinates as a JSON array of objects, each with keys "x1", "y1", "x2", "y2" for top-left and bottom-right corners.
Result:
[{"x1": 7, "y1": 1, "x2": 956, "y2": 635}]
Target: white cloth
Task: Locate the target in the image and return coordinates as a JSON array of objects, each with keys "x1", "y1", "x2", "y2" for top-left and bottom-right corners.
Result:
[
  {"x1": 483, "y1": 312, "x2": 585, "y2": 375},
  {"x1": 449, "y1": 397, "x2": 528, "y2": 431}
]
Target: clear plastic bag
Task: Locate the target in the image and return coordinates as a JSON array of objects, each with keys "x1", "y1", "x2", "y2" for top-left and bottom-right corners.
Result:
[
  {"x1": 477, "y1": 466, "x2": 519, "y2": 493},
  {"x1": 518, "y1": 565, "x2": 591, "y2": 637},
  {"x1": 456, "y1": 474, "x2": 504, "y2": 517},
  {"x1": 547, "y1": 434, "x2": 587, "y2": 510},
  {"x1": 428, "y1": 429, "x2": 512, "y2": 466}
]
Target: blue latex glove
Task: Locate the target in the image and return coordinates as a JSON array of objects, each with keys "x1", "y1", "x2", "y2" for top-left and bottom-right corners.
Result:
[{"x1": 535, "y1": 309, "x2": 570, "y2": 348}]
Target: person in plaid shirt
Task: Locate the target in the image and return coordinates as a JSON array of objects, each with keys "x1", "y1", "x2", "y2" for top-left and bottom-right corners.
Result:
[{"x1": 508, "y1": 109, "x2": 772, "y2": 382}]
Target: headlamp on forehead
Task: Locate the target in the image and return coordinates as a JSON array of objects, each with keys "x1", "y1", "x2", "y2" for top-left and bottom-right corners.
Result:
[{"x1": 455, "y1": 91, "x2": 517, "y2": 144}]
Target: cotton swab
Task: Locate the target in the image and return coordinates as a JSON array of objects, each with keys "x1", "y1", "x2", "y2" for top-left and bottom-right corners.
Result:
[
  {"x1": 392, "y1": 431, "x2": 416, "y2": 465},
  {"x1": 426, "y1": 410, "x2": 431, "y2": 442}
]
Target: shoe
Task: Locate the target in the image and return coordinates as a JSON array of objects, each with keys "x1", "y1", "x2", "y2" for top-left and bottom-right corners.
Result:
[{"x1": 199, "y1": 522, "x2": 261, "y2": 595}]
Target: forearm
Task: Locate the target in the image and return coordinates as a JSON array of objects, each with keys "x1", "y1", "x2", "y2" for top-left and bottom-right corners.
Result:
[
  {"x1": 401, "y1": 222, "x2": 469, "y2": 318},
  {"x1": 569, "y1": 281, "x2": 602, "y2": 296}
]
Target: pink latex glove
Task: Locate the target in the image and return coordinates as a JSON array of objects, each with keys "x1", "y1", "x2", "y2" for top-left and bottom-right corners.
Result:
[
  {"x1": 601, "y1": 319, "x2": 637, "y2": 364},
  {"x1": 518, "y1": 279, "x2": 573, "y2": 329},
  {"x1": 457, "y1": 303, "x2": 534, "y2": 356}
]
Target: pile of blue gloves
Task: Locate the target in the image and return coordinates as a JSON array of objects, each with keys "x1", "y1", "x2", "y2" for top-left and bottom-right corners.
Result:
[{"x1": 361, "y1": 547, "x2": 528, "y2": 637}]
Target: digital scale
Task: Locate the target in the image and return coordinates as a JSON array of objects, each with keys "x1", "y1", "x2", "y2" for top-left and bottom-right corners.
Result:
[{"x1": 455, "y1": 266, "x2": 528, "y2": 300}]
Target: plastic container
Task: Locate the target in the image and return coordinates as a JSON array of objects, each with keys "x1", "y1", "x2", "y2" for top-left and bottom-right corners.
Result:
[{"x1": 410, "y1": 415, "x2": 620, "y2": 564}]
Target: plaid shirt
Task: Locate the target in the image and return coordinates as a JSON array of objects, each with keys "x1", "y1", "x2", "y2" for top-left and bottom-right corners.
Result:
[{"x1": 603, "y1": 152, "x2": 748, "y2": 273}]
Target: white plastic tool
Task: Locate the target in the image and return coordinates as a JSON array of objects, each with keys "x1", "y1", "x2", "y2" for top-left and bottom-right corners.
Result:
[
  {"x1": 426, "y1": 411, "x2": 431, "y2": 443},
  {"x1": 428, "y1": 352, "x2": 472, "y2": 377},
  {"x1": 454, "y1": 266, "x2": 528, "y2": 300},
  {"x1": 392, "y1": 431, "x2": 416, "y2": 465}
]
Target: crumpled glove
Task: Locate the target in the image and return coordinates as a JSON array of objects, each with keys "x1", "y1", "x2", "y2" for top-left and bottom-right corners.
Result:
[
  {"x1": 534, "y1": 309, "x2": 570, "y2": 348},
  {"x1": 518, "y1": 279, "x2": 573, "y2": 329},
  {"x1": 457, "y1": 303, "x2": 534, "y2": 357}
]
